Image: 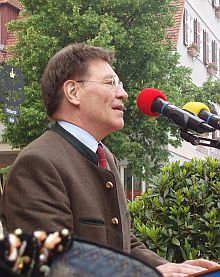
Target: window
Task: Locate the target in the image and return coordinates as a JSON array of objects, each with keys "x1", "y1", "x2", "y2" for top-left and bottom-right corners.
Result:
[
  {"x1": 212, "y1": 0, "x2": 220, "y2": 6},
  {"x1": 183, "y1": 9, "x2": 202, "y2": 50},
  {"x1": 183, "y1": 9, "x2": 193, "y2": 46}
]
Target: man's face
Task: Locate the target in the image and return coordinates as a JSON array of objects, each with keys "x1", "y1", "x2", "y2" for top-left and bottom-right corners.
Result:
[{"x1": 76, "y1": 59, "x2": 128, "y2": 141}]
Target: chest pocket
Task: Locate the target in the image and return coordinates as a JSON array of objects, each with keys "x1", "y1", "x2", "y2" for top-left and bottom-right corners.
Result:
[
  {"x1": 76, "y1": 217, "x2": 107, "y2": 246},
  {"x1": 79, "y1": 217, "x2": 105, "y2": 226}
]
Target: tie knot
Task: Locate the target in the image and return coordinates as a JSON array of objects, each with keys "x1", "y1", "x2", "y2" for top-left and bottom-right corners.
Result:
[{"x1": 96, "y1": 143, "x2": 107, "y2": 169}]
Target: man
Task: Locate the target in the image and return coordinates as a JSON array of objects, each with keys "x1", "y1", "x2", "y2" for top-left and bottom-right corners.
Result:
[{"x1": 1, "y1": 43, "x2": 218, "y2": 276}]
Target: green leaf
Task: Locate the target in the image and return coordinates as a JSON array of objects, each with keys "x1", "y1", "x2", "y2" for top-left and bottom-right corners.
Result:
[{"x1": 171, "y1": 238, "x2": 180, "y2": 246}]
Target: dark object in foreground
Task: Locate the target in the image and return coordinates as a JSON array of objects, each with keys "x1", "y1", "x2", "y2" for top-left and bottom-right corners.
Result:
[{"x1": 0, "y1": 229, "x2": 162, "y2": 277}]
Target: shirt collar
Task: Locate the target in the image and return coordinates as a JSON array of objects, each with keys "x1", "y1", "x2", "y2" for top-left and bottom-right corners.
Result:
[{"x1": 57, "y1": 121, "x2": 98, "y2": 153}]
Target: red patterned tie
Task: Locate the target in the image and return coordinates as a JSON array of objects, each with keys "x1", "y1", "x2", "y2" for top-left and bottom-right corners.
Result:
[{"x1": 96, "y1": 143, "x2": 107, "y2": 169}]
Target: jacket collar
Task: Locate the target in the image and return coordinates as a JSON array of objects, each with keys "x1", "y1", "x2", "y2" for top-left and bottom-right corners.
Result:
[{"x1": 52, "y1": 122, "x2": 98, "y2": 166}]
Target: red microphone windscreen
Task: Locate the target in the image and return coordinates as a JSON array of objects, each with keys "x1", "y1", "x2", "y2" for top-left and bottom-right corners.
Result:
[{"x1": 136, "y1": 88, "x2": 167, "y2": 116}]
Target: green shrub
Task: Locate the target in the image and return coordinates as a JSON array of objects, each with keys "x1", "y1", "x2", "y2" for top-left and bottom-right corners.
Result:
[{"x1": 128, "y1": 157, "x2": 220, "y2": 262}]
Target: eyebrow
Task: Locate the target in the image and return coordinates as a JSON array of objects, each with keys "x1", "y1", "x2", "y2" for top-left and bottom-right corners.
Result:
[{"x1": 104, "y1": 74, "x2": 118, "y2": 79}]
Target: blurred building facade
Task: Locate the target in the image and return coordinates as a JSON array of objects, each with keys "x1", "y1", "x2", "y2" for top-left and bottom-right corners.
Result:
[{"x1": 166, "y1": 0, "x2": 220, "y2": 163}]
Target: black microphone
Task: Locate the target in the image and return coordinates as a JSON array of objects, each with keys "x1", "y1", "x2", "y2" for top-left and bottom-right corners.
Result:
[
  {"x1": 182, "y1": 102, "x2": 220, "y2": 131},
  {"x1": 136, "y1": 88, "x2": 215, "y2": 134}
]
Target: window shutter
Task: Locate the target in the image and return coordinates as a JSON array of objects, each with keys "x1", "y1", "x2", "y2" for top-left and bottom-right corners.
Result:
[
  {"x1": 203, "y1": 31, "x2": 210, "y2": 65},
  {"x1": 183, "y1": 9, "x2": 188, "y2": 45},
  {"x1": 194, "y1": 19, "x2": 201, "y2": 52},
  {"x1": 194, "y1": 19, "x2": 197, "y2": 44},
  {"x1": 219, "y1": 49, "x2": 220, "y2": 74},
  {"x1": 197, "y1": 21, "x2": 201, "y2": 52},
  {"x1": 212, "y1": 40, "x2": 217, "y2": 64},
  {"x1": 203, "y1": 30, "x2": 207, "y2": 64},
  {"x1": 212, "y1": 40, "x2": 214, "y2": 63}
]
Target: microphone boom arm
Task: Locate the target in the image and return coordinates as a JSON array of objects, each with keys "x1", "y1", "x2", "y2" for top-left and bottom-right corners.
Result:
[{"x1": 180, "y1": 130, "x2": 220, "y2": 149}]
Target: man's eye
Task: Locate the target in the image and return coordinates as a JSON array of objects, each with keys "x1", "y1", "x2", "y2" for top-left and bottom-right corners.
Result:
[
  {"x1": 106, "y1": 80, "x2": 113, "y2": 85},
  {"x1": 111, "y1": 77, "x2": 117, "y2": 86}
]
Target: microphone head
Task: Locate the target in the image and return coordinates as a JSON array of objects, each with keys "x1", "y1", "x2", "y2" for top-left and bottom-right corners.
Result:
[
  {"x1": 136, "y1": 88, "x2": 167, "y2": 116},
  {"x1": 182, "y1": 102, "x2": 210, "y2": 115}
]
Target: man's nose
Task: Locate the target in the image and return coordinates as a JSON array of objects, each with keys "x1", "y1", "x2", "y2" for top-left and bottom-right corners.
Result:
[{"x1": 116, "y1": 86, "x2": 128, "y2": 100}]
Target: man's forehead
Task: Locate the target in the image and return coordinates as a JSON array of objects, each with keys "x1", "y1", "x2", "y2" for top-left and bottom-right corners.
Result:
[{"x1": 86, "y1": 59, "x2": 116, "y2": 77}]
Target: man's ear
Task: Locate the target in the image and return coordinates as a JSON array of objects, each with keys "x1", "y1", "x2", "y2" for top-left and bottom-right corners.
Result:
[{"x1": 63, "y1": 80, "x2": 80, "y2": 105}]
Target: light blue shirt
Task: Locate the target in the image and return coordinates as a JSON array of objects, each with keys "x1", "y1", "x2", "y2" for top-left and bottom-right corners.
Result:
[{"x1": 58, "y1": 121, "x2": 99, "y2": 153}]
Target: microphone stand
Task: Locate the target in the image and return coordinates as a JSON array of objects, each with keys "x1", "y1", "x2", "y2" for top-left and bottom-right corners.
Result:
[{"x1": 180, "y1": 130, "x2": 220, "y2": 149}]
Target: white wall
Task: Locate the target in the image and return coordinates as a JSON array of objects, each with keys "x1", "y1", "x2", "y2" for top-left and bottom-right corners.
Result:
[
  {"x1": 168, "y1": 139, "x2": 220, "y2": 163},
  {"x1": 177, "y1": 0, "x2": 220, "y2": 86}
]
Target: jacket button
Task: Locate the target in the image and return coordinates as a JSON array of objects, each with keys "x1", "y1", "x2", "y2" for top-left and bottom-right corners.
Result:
[
  {"x1": 106, "y1": 181, "x2": 114, "y2": 189},
  {"x1": 111, "y1": 217, "x2": 119, "y2": 225}
]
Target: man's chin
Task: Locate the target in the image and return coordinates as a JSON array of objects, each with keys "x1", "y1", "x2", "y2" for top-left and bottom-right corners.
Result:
[{"x1": 113, "y1": 121, "x2": 124, "y2": 131}]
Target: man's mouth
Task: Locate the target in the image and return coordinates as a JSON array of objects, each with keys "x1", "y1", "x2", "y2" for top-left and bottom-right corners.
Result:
[{"x1": 112, "y1": 104, "x2": 124, "y2": 111}]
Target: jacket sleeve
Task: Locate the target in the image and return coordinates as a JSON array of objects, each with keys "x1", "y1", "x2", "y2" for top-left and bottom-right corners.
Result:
[
  {"x1": 130, "y1": 233, "x2": 169, "y2": 267},
  {"x1": 1, "y1": 152, "x2": 74, "y2": 234}
]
